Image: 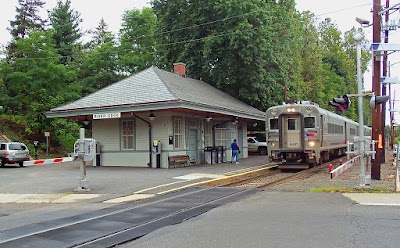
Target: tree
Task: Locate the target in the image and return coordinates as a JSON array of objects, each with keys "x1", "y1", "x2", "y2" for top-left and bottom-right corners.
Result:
[
  {"x1": 0, "y1": 30, "x2": 78, "y2": 132},
  {"x1": 152, "y1": 0, "x2": 299, "y2": 111},
  {"x1": 90, "y1": 18, "x2": 114, "y2": 47},
  {"x1": 118, "y1": 7, "x2": 157, "y2": 74},
  {"x1": 76, "y1": 19, "x2": 121, "y2": 95},
  {"x1": 8, "y1": 0, "x2": 47, "y2": 40},
  {"x1": 290, "y1": 11, "x2": 324, "y2": 104},
  {"x1": 49, "y1": 0, "x2": 82, "y2": 64}
]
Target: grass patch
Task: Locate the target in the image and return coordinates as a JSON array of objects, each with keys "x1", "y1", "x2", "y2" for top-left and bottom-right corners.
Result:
[{"x1": 309, "y1": 187, "x2": 396, "y2": 193}]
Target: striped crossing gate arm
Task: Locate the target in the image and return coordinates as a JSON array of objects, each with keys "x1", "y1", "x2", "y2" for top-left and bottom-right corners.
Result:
[
  {"x1": 23, "y1": 156, "x2": 77, "y2": 166},
  {"x1": 330, "y1": 155, "x2": 362, "y2": 179}
]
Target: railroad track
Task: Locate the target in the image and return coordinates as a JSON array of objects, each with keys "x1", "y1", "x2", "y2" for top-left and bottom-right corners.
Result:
[
  {"x1": 0, "y1": 187, "x2": 259, "y2": 247},
  {"x1": 223, "y1": 157, "x2": 346, "y2": 189}
]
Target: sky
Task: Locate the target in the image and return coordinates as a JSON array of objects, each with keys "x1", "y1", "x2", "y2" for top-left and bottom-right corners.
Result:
[{"x1": 0, "y1": 0, "x2": 399, "y2": 121}]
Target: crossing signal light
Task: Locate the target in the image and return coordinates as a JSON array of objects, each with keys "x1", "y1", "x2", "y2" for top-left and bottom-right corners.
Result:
[
  {"x1": 329, "y1": 94, "x2": 351, "y2": 114},
  {"x1": 369, "y1": 94, "x2": 389, "y2": 109}
]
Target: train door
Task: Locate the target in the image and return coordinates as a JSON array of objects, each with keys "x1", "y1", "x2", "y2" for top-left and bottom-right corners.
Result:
[
  {"x1": 282, "y1": 115, "x2": 302, "y2": 149},
  {"x1": 320, "y1": 115, "x2": 324, "y2": 147}
]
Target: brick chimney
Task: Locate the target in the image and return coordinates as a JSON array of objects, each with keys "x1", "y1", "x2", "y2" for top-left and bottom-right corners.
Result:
[{"x1": 173, "y1": 62, "x2": 186, "y2": 77}]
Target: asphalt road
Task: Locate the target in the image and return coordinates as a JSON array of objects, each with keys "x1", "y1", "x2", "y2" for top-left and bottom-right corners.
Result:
[
  {"x1": 121, "y1": 192, "x2": 400, "y2": 248},
  {"x1": 1, "y1": 156, "x2": 399, "y2": 247}
]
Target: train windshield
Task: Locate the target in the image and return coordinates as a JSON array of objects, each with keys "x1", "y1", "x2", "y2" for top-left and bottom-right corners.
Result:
[
  {"x1": 304, "y1": 117, "x2": 315, "y2": 128},
  {"x1": 269, "y1": 118, "x2": 278, "y2": 129}
]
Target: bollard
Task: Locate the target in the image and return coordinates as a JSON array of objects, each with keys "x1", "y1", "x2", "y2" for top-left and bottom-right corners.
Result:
[{"x1": 329, "y1": 163, "x2": 334, "y2": 172}]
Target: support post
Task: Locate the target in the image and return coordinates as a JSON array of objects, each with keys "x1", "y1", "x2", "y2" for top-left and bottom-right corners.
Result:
[
  {"x1": 74, "y1": 128, "x2": 90, "y2": 192},
  {"x1": 355, "y1": 33, "x2": 366, "y2": 187}
]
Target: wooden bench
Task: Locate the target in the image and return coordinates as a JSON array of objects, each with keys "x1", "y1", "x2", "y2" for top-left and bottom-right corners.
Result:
[{"x1": 168, "y1": 155, "x2": 190, "y2": 168}]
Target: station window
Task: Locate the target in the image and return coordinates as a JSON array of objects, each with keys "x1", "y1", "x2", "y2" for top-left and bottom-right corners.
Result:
[
  {"x1": 204, "y1": 122, "x2": 212, "y2": 147},
  {"x1": 215, "y1": 128, "x2": 228, "y2": 146},
  {"x1": 174, "y1": 118, "x2": 184, "y2": 149},
  {"x1": 121, "y1": 119, "x2": 135, "y2": 150}
]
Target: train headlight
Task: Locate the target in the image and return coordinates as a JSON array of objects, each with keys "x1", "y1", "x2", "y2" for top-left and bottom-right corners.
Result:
[
  {"x1": 308, "y1": 141, "x2": 315, "y2": 147},
  {"x1": 287, "y1": 108, "x2": 296, "y2": 112}
]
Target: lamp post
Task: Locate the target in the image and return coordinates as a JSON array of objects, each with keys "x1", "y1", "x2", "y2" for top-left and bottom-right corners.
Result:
[{"x1": 355, "y1": 32, "x2": 366, "y2": 187}]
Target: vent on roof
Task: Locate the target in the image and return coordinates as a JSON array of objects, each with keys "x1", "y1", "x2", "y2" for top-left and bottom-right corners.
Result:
[{"x1": 173, "y1": 62, "x2": 186, "y2": 77}]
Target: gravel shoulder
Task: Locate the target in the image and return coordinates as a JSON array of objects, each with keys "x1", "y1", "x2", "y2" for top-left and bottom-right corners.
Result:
[{"x1": 267, "y1": 149, "x2": 398, "y2": 192}]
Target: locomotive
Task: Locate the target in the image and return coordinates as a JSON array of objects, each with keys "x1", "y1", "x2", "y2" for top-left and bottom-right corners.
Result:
[{"x1": 265, "y1": 101, "x2": 371, "y2": 169}]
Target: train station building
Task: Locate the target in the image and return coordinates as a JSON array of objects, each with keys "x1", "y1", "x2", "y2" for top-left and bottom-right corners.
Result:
[{"x1": 45, "y1": 63, "x2": 265, "y2": 168}]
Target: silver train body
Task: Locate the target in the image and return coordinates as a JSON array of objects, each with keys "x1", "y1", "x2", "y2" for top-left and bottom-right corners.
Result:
[{"x1": 266, "y1": 102, "x2": 371, "y2": 169}]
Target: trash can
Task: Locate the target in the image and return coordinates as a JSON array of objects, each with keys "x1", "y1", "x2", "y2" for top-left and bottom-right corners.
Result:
[
  {"x1": 95, "y1": 142, "x2": 101, "y2": 166},
  {"x1": 217, "y1": 146, "x2": 223, "y2": 163},
  {"x1": 211, "y1": 147, "x2": 218, "y2": 164},
  {"x1": 221, "y1": 146, "x2": 227, "y2": 162},
  {"x1": 204, "y1": 147, "x2": 213, "y2": 164}
]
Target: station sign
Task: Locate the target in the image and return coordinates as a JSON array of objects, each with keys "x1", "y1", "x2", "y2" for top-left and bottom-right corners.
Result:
[{"x1": 93, "y1": 112, "x2": 121, "y2": 119}]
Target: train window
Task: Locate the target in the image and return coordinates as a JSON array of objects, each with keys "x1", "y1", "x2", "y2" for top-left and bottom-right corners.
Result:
[
  {"x1": 288, "y1": 119, "x2": 298, "y2": 130},
  {"x1": 304, "y1": 117, "x2": 315, "y2": 128},
  {"x1": 270, "y1": 119, "x2": 278, "y2": 129}
]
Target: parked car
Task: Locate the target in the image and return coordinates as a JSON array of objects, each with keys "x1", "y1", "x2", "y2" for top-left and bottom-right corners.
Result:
[
  {"x1": 247, "y1": 136, "x2": 268, "y2": 155},
  {"x1": 0, "y1": 142, "x2": 30, "y2": 167}
]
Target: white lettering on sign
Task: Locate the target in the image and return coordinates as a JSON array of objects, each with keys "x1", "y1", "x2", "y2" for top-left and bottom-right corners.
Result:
[{"x1": 93, "y1": 112, "x2": 121, "y2": 119}]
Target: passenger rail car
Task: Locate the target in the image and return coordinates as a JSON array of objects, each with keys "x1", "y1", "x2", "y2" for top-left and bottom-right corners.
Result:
[{"x1": 266, "y1": 102, "x2": 371, "y2": 169}]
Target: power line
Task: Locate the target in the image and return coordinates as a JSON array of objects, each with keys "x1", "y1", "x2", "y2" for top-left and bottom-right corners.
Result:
[
  {"x1": 3, "y1": 3, "x2": 372, "y2": 62},
  {"x1": 315, "y1": 3, "x2": 372, "y2": 17}
]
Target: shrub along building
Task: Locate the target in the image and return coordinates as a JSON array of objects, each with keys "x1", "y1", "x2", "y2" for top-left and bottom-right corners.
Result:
[{"x1": 45, "y1": 63, "x2": 265, "y2": 168}]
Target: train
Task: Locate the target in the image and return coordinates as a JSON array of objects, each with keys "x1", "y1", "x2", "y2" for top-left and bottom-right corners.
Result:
[{"x1": 265, "y1": 101, "x2": 371, "y2": 169}]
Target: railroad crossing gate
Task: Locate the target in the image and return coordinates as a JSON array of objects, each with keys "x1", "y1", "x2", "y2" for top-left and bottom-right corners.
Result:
[{"x1": 23, "y1": 156, "x2": 76, "y2": 166}]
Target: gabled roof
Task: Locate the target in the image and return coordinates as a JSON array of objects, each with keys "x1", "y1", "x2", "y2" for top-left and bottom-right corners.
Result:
[{"x1": 46, "y1": 66, "x2": 265, "y2": 120}]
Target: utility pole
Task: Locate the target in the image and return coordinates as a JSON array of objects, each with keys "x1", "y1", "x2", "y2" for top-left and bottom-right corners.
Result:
[
  {"x1": 381, "y1": 0, "x2": 390, "y2": 163},
  {"x1": 371, "y1": 0, "x2": 382, "y2": 180}
]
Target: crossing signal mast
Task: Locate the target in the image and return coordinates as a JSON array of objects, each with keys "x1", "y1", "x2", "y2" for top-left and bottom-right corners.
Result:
[
  {"x1": 329, "y1": 94, "x2": 351, "y2": 114},
  {"x1": 369, "y1": 93, "x2": 390, "y2": 109}
]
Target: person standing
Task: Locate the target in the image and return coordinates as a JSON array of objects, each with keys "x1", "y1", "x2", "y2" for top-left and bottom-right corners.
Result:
[{"x1": 231, "y1": 139, "x2": 240, "y2": 164}]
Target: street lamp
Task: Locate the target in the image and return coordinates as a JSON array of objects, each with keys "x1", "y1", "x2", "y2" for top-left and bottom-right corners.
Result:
[{"x1": 356, "y1": 17, "x2": 371, "y2": 27}]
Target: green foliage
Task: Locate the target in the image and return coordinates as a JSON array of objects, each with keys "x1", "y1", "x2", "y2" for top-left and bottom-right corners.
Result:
[
  {"x1": 309, "y1": 187, "x2": 396, "y2": 193},
  {"x1": 49, "y1": 0, "x2": 83, "y2": 65},
  {"x1": 153, "y1": 0, "x2": 298, "y2": 111},
  {"x1": 8, "y1": 0, "x2": 47, "y2": 40},
  {"x1": 118, "y1": 7, "x2": 157, "y2": 74}
]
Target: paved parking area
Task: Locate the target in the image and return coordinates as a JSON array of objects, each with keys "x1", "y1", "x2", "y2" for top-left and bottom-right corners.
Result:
[{"x1": 0, "y1": 155, "x2": 269, "y2": 203}]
